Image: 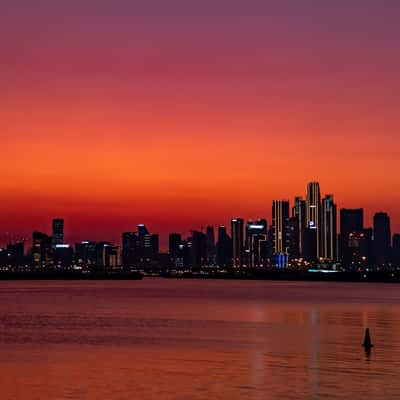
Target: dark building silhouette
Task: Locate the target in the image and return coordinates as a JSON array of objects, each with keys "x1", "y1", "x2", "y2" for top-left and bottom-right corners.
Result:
[
  {"x1": 122, "y1": 232, "x2": 137, "y2": 267},
  {"x1": 291, "y1": 197, "x2": 306, "y2": 259},
  {"x1": 191, "y1": 231, "x2": 207, "y2": 268},
  {"x1": 392, "y1": 234, "x2": 400, "y2": 266},
  {"x1": 340, "y1": 208, "x2": 364, "y2": 265},
  {"x1": 96, "y1": 242, "x2": 110, "y2": 266},
  {"x1": 135, "y1": 224, "x2": 159, "y2": 268},
  {"x1": 169, "y1": 233, "x2": 183, "y2": 268},
  {"x1": 150, "y1": 234, "x2": 159, "y2": 256},
  {"x1": 169, "y1": 233, "x2": 182, "y2": 257},
  {"x1": 216, "y1": 226, "x2": 232, "y2": 268},
  {"x1": 304, "y1": 227, "x2": 318, "y2": 263},
  {"x1": 53, "y1": 244, "x2": 73, "y2": 267},
  {"x1": 7, "y1": 242, "x2": 25, "y2": 266},
  {"x1": 32, "y1": 232, "x2": 53, "y2": 267},
  {"x1": 52, "y1": 218, "x2": 64, "y2": 246},
  {"x1": 206, "y1": 226, "x2": 216, "y2": 266},
  {"x1": 306, "y1": 182, "x2": 321, "y2": 259},
  {"x1": 75, "y1": 241, "x2": 96, "y2": 266},
  {"x1": 231, "y1": 218, "x2": 244, "y2": 268},
  {"x1": 246, "y1": 219, "x2": 267, "y2": 268},
  {"x1": 137, "y1": 224, "x2": 149, "y2": 238},
  {"x1": 322, "y1": 195, "x2": 338, "y2": 261},
  {"x1": 373, "y1": 212, "x2": 391, "y2": 266},
  {"x1": 180, "y1": 240, "x2": 192, "y2": 269},
  {"x1": 96, "y1": 242, "x2": 120, "y2": 268},
  {"x1": 344, "y1": 228, "x2": 372, "y2": 268},
  {"x1": 272, "y1": 200, "x2": 290, "y2": 268}
]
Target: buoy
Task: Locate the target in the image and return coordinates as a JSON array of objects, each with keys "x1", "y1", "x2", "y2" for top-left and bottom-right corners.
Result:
[{"x1": 363, "y1": 328, "x2": 374, "y2": 349}]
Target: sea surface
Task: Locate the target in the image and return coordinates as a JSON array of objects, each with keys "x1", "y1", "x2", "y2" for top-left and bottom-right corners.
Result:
[{"x1": 0, "y1": 279, "x2": 399, "y2": 399}]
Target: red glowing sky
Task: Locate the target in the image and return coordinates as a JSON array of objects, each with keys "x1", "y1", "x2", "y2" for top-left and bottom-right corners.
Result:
[{"x1": 1, "y1": 1, "x2": 400, "y2": 246}]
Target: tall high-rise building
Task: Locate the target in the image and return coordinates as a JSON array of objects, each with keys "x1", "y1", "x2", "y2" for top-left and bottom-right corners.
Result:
[
  {"x1": 122, "y1": 232, "x2": 137, "y2": 267},
  {"x1": 75, "y1": 241, "x2": 97, "y2": 266},
  {"x1": 373, "y1": 212, "x2": 391, "y2": 266},
  {"x1": 216, "y1": 226, "x2": 232, "y2": 268},
  {"x1": 340, "y1": 208, "x2": 365, "y2": 265},
  {"x1": 231, "y1": 218, "x2": 244, "y2": 268},
  {"x1": 206, "y1": 226, "x2": 216, "y2": 266},
  {"x1": 292, "y1": 197, "x2": 306, "y2": 259},
  {"x1": 191, "y1": 231, "x2": 207, "y2": 268},
  {"x1": 306, "y1": 182, "x2": 321, "y2": 259},
  {"x1": 150, "y1": 234, "x2": 159, "y2": 256},
  {"x1": 52, "y1": 218, "x2": 64, "y2": 246},
  {"x1": 272, "y1": 200, "x2": 290, "y2": 267},
  {"x1": 169, "y1": 233, "x2": 182, "y2": 257},
  {"x1": 246, "y1": 219, "x2": 267, "y2": 268},
  {"x1": 137, "y1": 224, "x2": 149, "y2": 238},
  {"x1": 32, "y1": 231, "x2": 52, "y2": 267},
  {"x1": 133, "y1": 224, "x2": 159, "y2": 268},
  {"x1": 322, "y1": 195, "x2": 337, "y2": 261}
]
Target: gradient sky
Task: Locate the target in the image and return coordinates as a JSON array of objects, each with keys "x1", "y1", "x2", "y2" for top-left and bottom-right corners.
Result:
[{"x1": 1, "y1": 0, "x2": 400, "y2": 247}]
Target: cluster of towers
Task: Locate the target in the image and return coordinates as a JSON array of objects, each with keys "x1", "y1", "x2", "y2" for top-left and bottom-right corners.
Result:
[
  {"x1": 166, "y1": 182, "x2": 398, "y2": 270},
  {"x1": 270, "y1": 182, "x2": 339, "y2": 267}
]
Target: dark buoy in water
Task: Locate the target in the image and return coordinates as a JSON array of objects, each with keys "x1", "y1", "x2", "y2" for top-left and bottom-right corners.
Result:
[{"x1": 363, "y1": 328, "x2": 374, "y2": 350}]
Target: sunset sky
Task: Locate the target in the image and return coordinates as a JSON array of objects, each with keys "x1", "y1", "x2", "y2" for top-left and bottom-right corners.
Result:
[{"x1": 1, "y1": 0, "x2": 400, "y2": 246}]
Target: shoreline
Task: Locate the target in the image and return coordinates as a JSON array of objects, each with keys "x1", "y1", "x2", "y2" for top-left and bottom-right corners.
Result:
[
  {"x1": 159, "y1": 269, "x2": 400, "y2": 283},
  {"x1": 0, "y1": 270, "x2": 143, "y2": 280},
  {"x1": 0, "y1": 269, "x2": 399, "y2": 283}
]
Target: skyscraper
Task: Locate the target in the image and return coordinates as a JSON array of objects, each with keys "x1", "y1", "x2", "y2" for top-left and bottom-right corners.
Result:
[
  {"x1": 32, "y1": 231, "x2": 52, "y2": 267},
  {"x1": 340, "y1": 208, "x2": 365, "y2": 265},
  {"x1": 292, "y1": 197, "x2": 306, "y2": 259},
  {"x1": 135, "y1": 224, "x2": 159, "y2": 268},
  {"x1": 122, "y1": 232, "x2": 137, "y2": 267},
  {"x1": 373, "y1": 212, "x2": 391, "y2": 266},
  {"x1": 272, "y1": 200, "x2": 290, "y2": 267},
  {"x1": 52, "y1": 218, "x2": 64, "y2": 246},
  {"x1": 191, "y1": 231, "x2": 207, "y2": 268},
  {"x1": 169, "y1": 233, "x2": 182, "y2": 257},
  {"x1": 231, "y1": 218, "x2": 244, "y2": 268},
  {"x1": 246, "y1": 219, "x2": 267, "y2": 268},
  {"x1": 205, "y1": 226, "x2": 216, "y2": 266},
  {"x1": 216, "y1": 226, "x2": 232, "y2": 268},
  {"x1": 322, "y1": 195, "x2": 337, "y2": 261},
  {"x1": 306, "y1": 182, "x2": 321, "y2": 259},
  {"x1": 137, "y1": 224, "x2": 149, "y2": 238}
]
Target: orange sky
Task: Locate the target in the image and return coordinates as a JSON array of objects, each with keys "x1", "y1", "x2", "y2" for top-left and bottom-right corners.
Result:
[{"x1": 1, "y1": 1, "x2": 400, "y2": 246}]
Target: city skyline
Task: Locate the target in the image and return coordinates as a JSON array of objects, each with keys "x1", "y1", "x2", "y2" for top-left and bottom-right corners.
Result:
[
  {"x1": 1, "y1": 181, "x2": 398, "y2": 250},
  {"x1": 1, "y1": 181, "x2": 398, "y2": 273},
  {"x1": 0, "y1": 194, "x2": 400, "y2": 248}
]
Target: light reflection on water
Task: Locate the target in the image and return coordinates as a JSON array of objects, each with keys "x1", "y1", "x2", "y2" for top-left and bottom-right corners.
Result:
[{"x1": 0, "y1": 279, "x2": 399, "y2": 399}]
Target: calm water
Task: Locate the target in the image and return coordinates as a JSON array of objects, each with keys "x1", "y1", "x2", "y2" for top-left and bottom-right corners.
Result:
[{"x1": 0, "y1": 279, "x2": 400, "y2": 399}]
